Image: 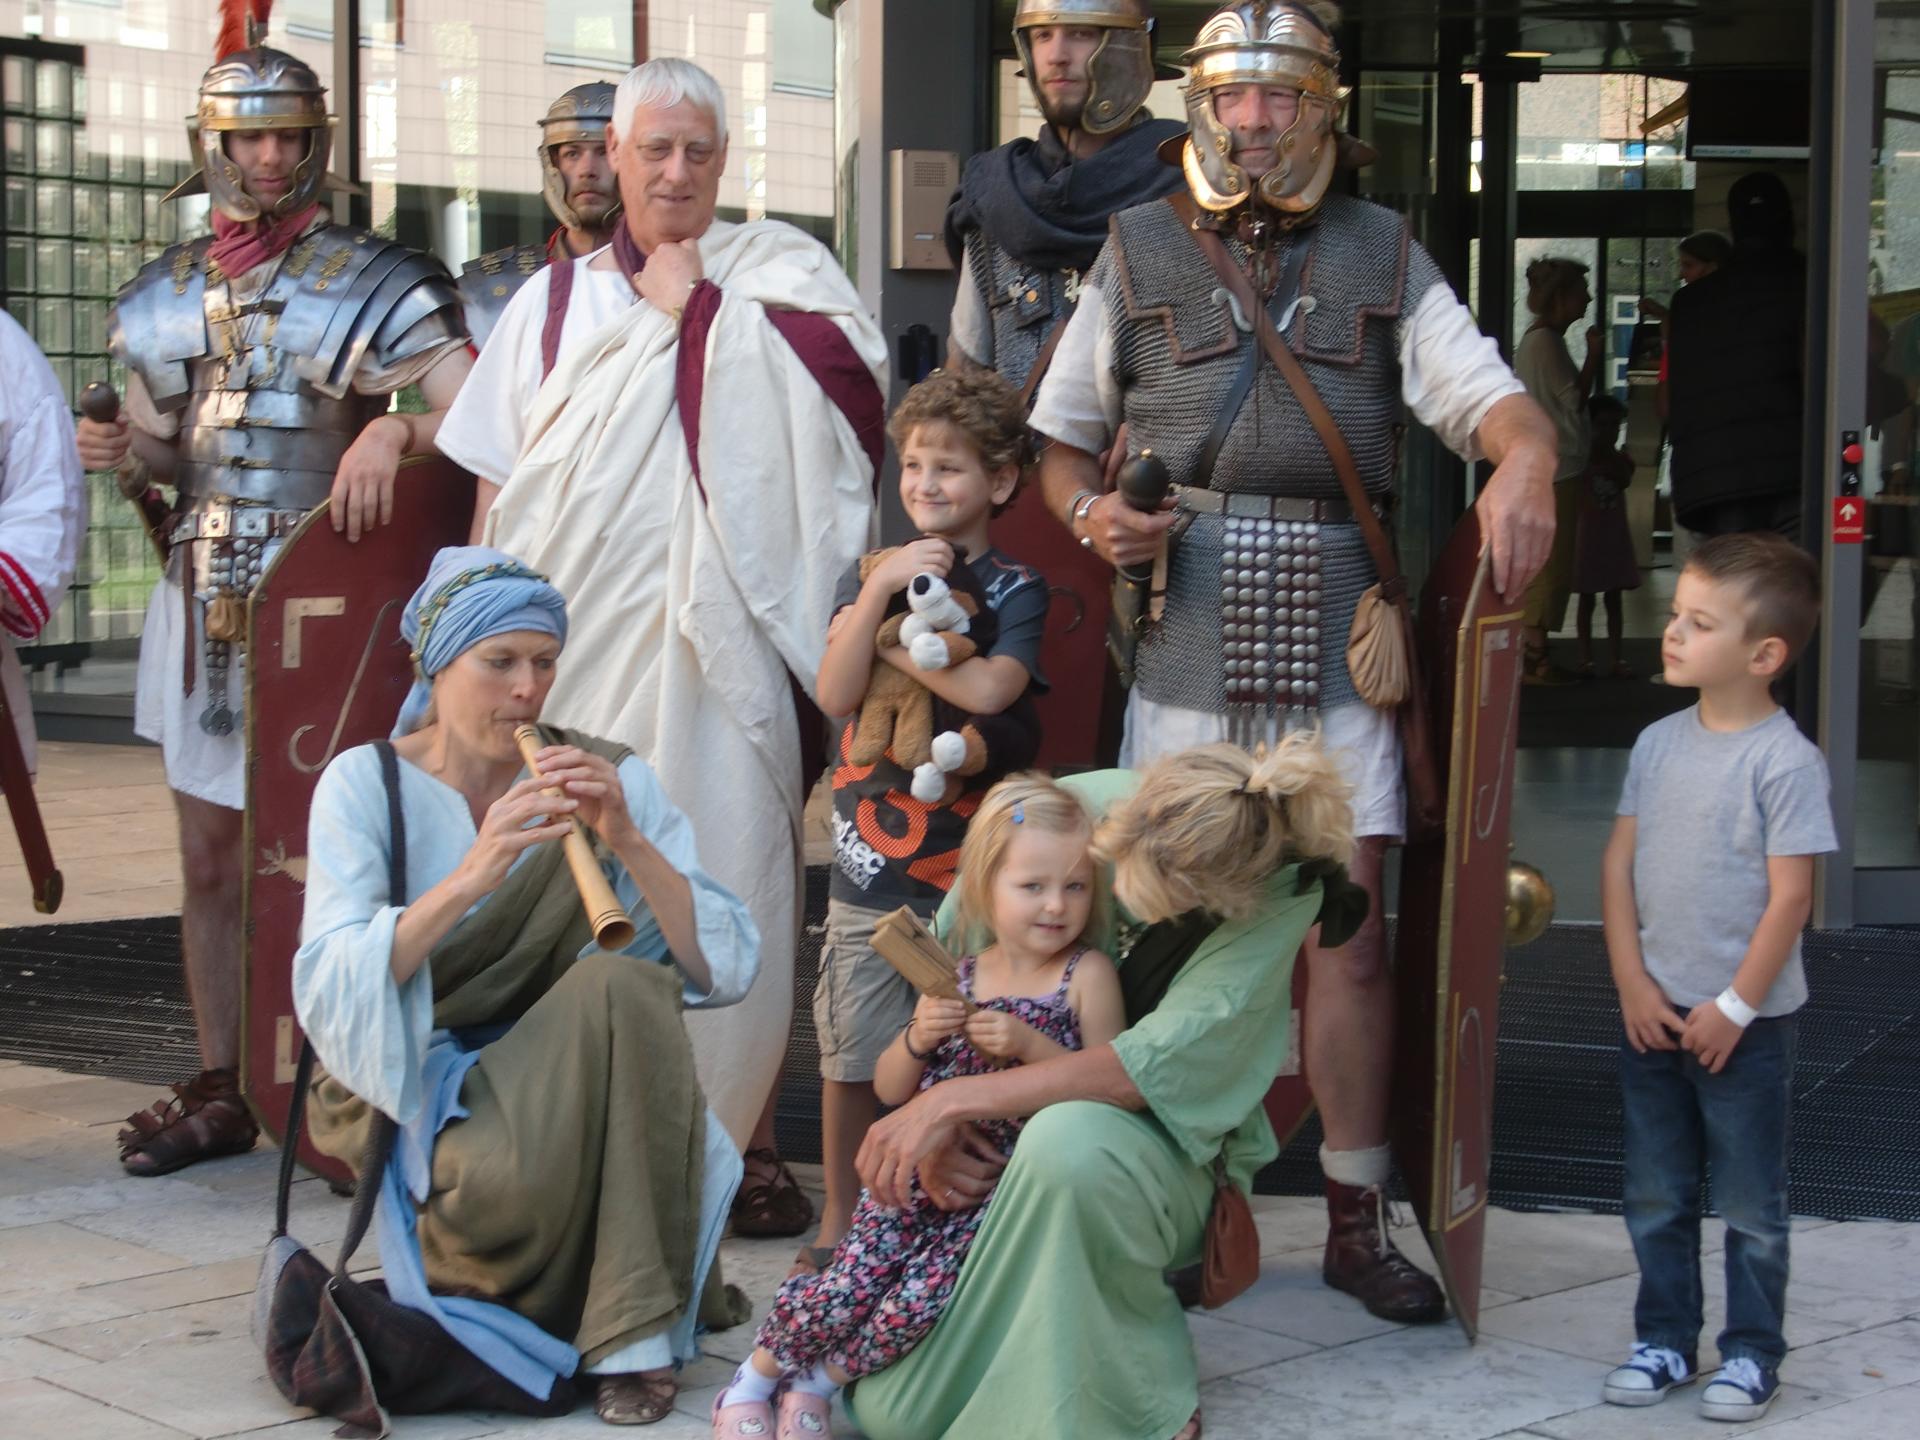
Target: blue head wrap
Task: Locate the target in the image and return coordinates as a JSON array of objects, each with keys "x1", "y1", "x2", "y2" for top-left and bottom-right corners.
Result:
[{"x1": 394, "y1": 546, "x2": 570, "y2": 737}]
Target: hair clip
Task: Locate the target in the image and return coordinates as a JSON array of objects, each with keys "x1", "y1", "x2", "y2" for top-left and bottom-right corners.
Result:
[{"x1": 1012, "y1": 804, "x2": 1025, "y2": 824}]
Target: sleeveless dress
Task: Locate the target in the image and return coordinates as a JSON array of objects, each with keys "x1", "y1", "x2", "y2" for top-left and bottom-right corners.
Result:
[{"x1": 756, "y1": 949, "x2": 1087, "y2": 1379}]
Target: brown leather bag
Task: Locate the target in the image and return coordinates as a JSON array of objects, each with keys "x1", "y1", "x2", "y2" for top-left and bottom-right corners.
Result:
[
  {"x1": 1200, "y1": 1156, "x2": 1262, "y2": 1309},
  {"x1": 1176, "y1": 196, "x2": 1443, "y2": 840}
]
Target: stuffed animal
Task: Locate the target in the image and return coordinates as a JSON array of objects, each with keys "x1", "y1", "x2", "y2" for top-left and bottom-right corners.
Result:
[{"x1": 845, "y1": 546, "x2": 1041, "y2": 803}]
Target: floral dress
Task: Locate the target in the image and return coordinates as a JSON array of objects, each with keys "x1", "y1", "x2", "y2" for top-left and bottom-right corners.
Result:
[{"x1": 756, "y1": 949, "x2": 1086, "y2": 1379}]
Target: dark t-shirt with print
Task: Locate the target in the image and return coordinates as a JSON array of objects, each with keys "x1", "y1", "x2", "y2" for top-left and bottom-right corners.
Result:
[{"x1": 829, "y1": 545, "x2": 1048, "y2": 912}]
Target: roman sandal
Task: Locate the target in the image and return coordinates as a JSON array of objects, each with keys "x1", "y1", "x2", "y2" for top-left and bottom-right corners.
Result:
[{"x1": 117, "y1": 1067, "x2": 259, "y2": 1177}]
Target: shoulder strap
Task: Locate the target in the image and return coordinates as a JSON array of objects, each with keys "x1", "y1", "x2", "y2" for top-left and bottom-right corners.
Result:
[
  {"x1": 1168, "y1": 194, "x2": 1406, "y2": 604},
  {"x1": 272, "y1": 746, "x2": 405, "y2": 1265},
  {"x1": 1017, "y1": 311, "x2": 1074, "y2": 413}
]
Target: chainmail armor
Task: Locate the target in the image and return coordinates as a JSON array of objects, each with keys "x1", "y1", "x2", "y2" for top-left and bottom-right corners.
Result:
[
  {"x1": 1095, "y1": 192, "x2": 1448, "y2": 716},
  {"x1": 963, "y1": 228, "x2": 1083, "y2": 394}
]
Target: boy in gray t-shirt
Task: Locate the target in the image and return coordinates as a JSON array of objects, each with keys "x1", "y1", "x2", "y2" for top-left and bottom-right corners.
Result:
[{"x1": 1599, "y1": 534, "x2": 1836, "y2": 1424}]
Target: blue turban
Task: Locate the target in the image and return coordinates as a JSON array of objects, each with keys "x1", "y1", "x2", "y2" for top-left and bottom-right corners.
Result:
[{"x1": 394, "y1": 546, "x2": 570, "y2": 737}]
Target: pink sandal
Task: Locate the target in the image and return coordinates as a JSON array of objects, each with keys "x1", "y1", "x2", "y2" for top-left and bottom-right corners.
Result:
[
  {"x1": 712, "y1": 1391, "x2": 774, "y2": 1438},
  {"x1": 776, "y1": 1386, "x2": 833, "y2": 1438}
]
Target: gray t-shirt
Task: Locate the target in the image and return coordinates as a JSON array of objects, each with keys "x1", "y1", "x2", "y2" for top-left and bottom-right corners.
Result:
[{"x1": 1618, "y1": 705, "x2": 1837, "y2": 1016}]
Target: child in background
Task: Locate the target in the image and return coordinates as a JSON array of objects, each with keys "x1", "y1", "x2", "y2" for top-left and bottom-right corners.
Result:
[
  {"x1": 714, "y1": 775, "x2": 1124, "y2": 1439},
  {"x1": 1599, "y1": 533, "x2": 1836, "y2": 1423},
  {"x1": 805, "y1": 368, "x2": 1049, "y2": 1277},
  {"x1": 1571, "y1": 393, "x2": 1643, "y2": 678}
]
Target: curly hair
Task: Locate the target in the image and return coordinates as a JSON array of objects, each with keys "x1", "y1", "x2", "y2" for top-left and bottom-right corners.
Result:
[
  {"x1": 1094, "y1": 735, "x2": 1354, "y2": 924},
  {"x1": 887, "y1": 368, "x2": 1031, "y2": 514}
]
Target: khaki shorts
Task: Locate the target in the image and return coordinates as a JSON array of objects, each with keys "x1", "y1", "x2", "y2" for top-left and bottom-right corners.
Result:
[{"x1": 813, "y1": 897, "x2": 922, "y2": 1083}]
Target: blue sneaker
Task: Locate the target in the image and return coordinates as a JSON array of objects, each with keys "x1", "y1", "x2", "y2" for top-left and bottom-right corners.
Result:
[
  {"x1": 1602, "y1": 1343, "x2": 1696, "y2": 1406},
  {"x1": 1700, "y1": 1357, "x2": 1780, "y2": 1422}
]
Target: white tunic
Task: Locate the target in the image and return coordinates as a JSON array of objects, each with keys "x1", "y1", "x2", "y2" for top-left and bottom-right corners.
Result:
[{"x1": 0, "y1": 313, "x2": 84, "y2": 771}]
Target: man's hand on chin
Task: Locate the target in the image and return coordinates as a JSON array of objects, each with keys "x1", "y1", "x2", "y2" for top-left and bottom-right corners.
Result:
[{"x1": 635, "y1": 238, "x2": 705, "y2": 317}]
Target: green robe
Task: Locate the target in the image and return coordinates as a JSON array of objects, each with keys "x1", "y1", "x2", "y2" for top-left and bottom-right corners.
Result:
[{"x1": 846, "y1": 770, "x2": 1323, "y2": 1440}]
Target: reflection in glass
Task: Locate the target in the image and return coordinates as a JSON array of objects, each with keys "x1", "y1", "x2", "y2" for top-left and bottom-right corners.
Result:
[
  {"x1": 1857, "y1": 60, "x2": 1920, "y2": 868},
  {"x1": 35, "y1": 238, "x2": 72, "y2": 295},
  {"x1": 34, "y1": 178, "x2": 71, "y2": 235}
]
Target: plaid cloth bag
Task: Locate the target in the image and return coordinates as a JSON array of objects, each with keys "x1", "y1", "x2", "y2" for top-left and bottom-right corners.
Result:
[{"x1": 250, "y1": 742, "x2": 577, "y2": 1438}]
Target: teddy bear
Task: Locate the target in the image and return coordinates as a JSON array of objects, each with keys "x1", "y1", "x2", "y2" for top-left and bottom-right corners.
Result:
[{"x1": 845, "y1": 546, "x2": 1040, "y2": 803}]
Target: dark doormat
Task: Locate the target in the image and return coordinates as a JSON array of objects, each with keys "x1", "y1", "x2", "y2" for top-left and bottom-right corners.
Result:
[{"x1": 6, "y1": 884, "x2": 1916, "y2": 1221}]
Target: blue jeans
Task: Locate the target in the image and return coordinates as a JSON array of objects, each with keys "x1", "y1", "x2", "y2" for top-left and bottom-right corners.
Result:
[{"x1": 1618, "y1": 1015, "x2": 1796, "y2": 1369}]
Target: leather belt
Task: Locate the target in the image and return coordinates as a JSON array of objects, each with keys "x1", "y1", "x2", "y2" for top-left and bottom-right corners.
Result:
[{"x1": 1172, "y1": 485, "x2": 1377, "y2": 524}]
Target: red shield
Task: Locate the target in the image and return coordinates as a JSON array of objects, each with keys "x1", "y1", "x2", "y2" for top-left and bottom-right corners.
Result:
[
  {"x1": 240, "y1": 459, "x2": 474, "y2": 1182},
  {"x1": 1392, "y1": 513, "x2": 1526, "y2": 1339}
]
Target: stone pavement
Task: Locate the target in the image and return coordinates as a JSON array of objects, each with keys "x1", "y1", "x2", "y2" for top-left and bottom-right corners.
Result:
[{"x1": 2, "y1": 1062, "x2": 1917, "y2": 1439}]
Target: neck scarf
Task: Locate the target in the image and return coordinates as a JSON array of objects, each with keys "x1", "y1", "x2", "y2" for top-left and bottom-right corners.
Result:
[
  {"x1": 945, "y1": 117, "x2": 1188, "y2": 275},
  {"x1": 395, "y1": 545, "x2": 570, "y2": 737},
  {"x1": 207, "y1": 203, "x2": 324, "y2": 279}
]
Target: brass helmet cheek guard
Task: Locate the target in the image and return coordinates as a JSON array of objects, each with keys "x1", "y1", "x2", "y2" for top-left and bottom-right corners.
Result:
[
  {"x1": 1013, "y1": 0, "x2": 1160, "y2": 136},
  {"x1": 538, "y1": 81, "x2": 621, "y2": 232},
  {"x1": 1177, "y1": 1, "x2": 1347, "y2": 222},
  {"x1": 163, "y1": 42, "x2": 361, "y2": 224}
]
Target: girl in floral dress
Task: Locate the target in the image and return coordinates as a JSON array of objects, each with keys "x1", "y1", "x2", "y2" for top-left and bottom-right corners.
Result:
[{"x1": 714, "y1": 775, "x2": 1125, "y2": 1439}]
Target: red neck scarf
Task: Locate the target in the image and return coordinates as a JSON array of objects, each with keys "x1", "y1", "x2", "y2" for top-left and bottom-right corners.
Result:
[{"x1": 208, "y1": 203, "x2": 324, "y2": 278}]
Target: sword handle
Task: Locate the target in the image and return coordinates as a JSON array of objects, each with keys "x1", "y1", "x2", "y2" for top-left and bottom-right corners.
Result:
[
  {"x1": 80, "y1": 381, "x2": 171, "y2": 563},
  {"x1": 79, "y1": 380, "x2": 120, "y2": 423},
  {"x1": 1115, "y1": 448, "x2": 1171, "y2": 586}
]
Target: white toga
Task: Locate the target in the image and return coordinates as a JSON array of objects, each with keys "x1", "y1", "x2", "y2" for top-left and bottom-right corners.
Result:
[{"x1": 437, "y1": 221, "x2": 885, "y2": 1146}]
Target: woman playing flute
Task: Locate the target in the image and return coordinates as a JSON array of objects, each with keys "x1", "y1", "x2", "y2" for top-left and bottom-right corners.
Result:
[{"x1": 294, "y1": 545, "x2": 759, "y2": 1426}]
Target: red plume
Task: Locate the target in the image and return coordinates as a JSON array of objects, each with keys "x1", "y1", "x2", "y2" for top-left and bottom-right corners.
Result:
[{"x1": 215, "y1": 0, "x2": 274, "y2": 60}]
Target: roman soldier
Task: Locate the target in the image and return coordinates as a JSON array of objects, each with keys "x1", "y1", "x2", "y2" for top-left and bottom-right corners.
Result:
[
  {"x1": 458, "y1": 82, "x2": 622, "y2": 354},
  {"x1": 1029, "y1": 0, "x2": 1559, "y2": 1322},
  {"x1": 72, "y1": 0, "x2": 471, "y2": 1177}
]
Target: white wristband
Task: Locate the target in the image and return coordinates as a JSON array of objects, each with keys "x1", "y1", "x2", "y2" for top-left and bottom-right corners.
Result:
[{"x1": 1714, "y1": 987, "x2": 1759, "y2": 1029}]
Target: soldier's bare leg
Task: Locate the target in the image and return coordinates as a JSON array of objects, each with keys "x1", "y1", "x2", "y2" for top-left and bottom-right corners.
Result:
[
  {"x1": 116, "y1": 790, "x2": 258, "y2": 1176},
  {"x1": 1305, "y1": 834, "x2": 1445, "y2": 1323},
  {"x1": 175, "y1": 791, "x2": 244, "y2": 1070}
]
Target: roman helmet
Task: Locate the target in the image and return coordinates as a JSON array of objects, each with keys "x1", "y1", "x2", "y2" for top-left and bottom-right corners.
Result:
[
  {"x1": 538, "y1": 82, "x2": 621, "y2": 231},
  {"x1": 163, "y1": 1, "x2": 350, "y2": 224},
  {"x1": 1178, "y1": 1, "x2": 1348, "y2": 222},
  {"x1": 1013, "y1": 1, "x2": 1166, "y2": 136}
]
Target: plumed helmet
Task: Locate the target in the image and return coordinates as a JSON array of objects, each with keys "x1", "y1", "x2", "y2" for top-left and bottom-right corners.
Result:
[
  {"x1": 538, "y1": 82, "x2": 621, "y2": 231},
  {"x1": 1013, "y1": 1, "x2": 1162, "y2": 136},
  {"x1": 164, "y1": 2, "x2": 346, "y2": 223},
  {"x1": 1178, "y1": 1, "x2": 1347, "y2": 222}
]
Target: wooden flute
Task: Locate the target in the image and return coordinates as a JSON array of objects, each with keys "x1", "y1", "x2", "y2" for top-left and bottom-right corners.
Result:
[{"x1": 513, "y1": 724, "x2": 637, "y2": 952}]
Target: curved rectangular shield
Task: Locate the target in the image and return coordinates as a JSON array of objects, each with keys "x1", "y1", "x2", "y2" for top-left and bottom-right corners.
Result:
[
  {"x1": 1392, "y1": 512, "x2": 1526, "y2": 1341},
  {"x1": 241, "y1": 459, "x2": 474, "y2": 1184}
]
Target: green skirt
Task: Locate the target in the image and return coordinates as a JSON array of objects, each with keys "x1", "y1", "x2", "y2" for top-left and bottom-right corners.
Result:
[{"x1": 846, "y1": 1100, "x2": 1215, "y2": 1440}]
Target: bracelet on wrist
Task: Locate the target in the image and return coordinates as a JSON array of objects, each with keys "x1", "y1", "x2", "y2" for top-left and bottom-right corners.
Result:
[
  {"x1": 1069, "y1": 489, "x2": 1100, "y2": 550},
  {"x1": 902, "y1": 1021, "x2": 937, "y2": 1062},
  {"x1": 1714, "y1": 986, "x2": 1759, "y2": 1029}
]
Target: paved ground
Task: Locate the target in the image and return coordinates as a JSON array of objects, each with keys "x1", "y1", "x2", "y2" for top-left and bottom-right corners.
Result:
[{"x1": 1, "y1": 1060, "x2": 1917, "y2": 1439}]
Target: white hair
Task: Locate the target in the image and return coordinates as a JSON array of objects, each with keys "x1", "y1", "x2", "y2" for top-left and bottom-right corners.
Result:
[{"x1": 612, "y1": 57, "x2": 728, "y2": 143}]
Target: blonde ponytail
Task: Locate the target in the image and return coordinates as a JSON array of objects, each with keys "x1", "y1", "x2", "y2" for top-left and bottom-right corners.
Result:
[{"x1": 1095, "y1": 736, "x2": 1355, "y2": 924}]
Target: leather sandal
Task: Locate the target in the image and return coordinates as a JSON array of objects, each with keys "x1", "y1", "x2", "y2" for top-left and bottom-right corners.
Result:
[
  {"x1": 731, "y1": 1147, "x2": 815, "y2": 1238},
  {"x1": 597, "y1": 1370, "x2": 677, "y2": 1426},
  {"x1": 1171, "y1": 1408, "x2": 1203, "y2": 1440},
  {"x1": 117, "y1": 1068, "x2": 259, "y2": 1178}
]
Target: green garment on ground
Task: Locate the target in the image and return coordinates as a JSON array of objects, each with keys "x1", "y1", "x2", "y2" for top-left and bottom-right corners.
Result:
[{"x1": 848, "y1": 768, "x2": 1323, "y2": 1439}]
